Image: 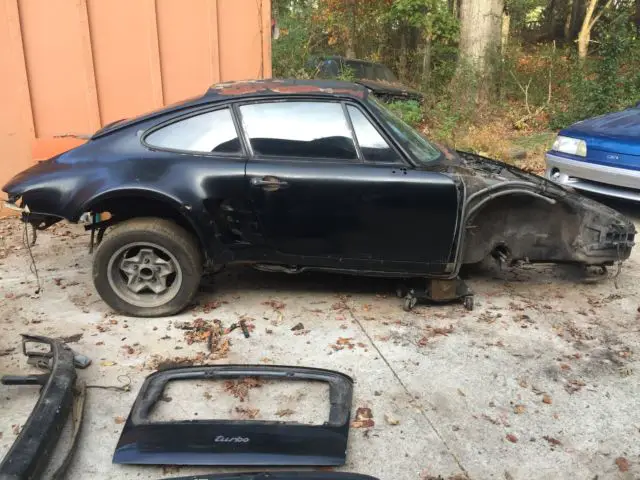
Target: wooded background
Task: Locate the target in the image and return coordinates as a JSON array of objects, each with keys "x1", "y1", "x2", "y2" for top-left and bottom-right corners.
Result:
[{"x1": 272, "y1": 0, "x2": 640, "y2": 168}]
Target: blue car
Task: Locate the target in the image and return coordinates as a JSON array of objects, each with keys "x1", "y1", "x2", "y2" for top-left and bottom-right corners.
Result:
[{"x1": 546, "y1": 106, "x2": 640, "y2": 201}]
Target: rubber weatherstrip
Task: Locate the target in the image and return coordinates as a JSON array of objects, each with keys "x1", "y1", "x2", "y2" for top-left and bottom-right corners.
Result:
[
  {"x1": 162, "y1": 472, "x2": 379, "y2": 480},
  {"x1": 113, "y1": 365, "x2": 354, "y2": 466}
]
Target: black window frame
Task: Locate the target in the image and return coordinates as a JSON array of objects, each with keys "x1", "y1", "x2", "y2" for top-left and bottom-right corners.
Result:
[
  {"x1": 343, "y1": 101, "x2": 404, "y2": 166},
  {"x1": 233, "y1": 98, "x2": 364, "y2": 164},
  {"x1": 140, "y1": 104, "x2": 247, "y2": 158}
]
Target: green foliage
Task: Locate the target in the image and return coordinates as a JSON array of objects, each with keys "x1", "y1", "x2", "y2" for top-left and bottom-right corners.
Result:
[
  {"x1": 272, "y1": 3, "x2": 326, "y2": 78},
  {"x1": 389, "y1": 0, "x2": 459, "y2": 43},
  {"x1": 336, "y1": 65, "x2": 356, "y2": 82},
  {"x1": 385, "y1": 100, "x2": 424, "y2": 128},
  {"x1": 551, "y1": 9, "x2": 640, "y2": 128},
  {"x1": 273, "y1": 0, "x2": 640, "y2": 155}
]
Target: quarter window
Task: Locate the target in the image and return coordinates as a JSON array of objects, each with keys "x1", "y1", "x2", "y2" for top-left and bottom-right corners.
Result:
[
  {"x1": 347, "y1": 105, "x2": 401, "y2": 163},
  {"x1": 239, "y1": 102, "x2": 357, "y2": 160},
  {"x1": 145, "y1": 108, "x2": 241, "y2": 154}
]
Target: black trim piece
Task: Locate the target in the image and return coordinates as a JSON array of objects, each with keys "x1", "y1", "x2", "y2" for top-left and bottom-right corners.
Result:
[
  {"x1": 163, "y1": 473, "x2": 379, "y2": 480},
  {"x1": 342, "y1": 102, "x2": 364, "y2": 163},
  {"x1": 0, "y1": 335, "x2": 79, "y2": 480},
  {"x1": 113, "y1": 365, "x2": 354, "y2": 466}
]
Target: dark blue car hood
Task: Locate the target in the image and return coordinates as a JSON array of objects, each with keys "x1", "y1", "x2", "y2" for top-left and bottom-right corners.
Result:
[
  {"x1": 558, "y1": 107, "x2": 640, "y2": 170},
  {"x1": 561, "y1": 107, "x2": 640, "y2": 155},
  {"x1": 566, "y1": 107, "x2": 640, "y2": 138}
]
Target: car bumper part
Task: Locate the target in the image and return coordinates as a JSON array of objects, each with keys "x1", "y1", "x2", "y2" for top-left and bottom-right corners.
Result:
[
  {"x1": 0, "y1": 335, "x2": 87, "y2": 480},
  {"x1": 113, "y1": 365, "x2": 354, "y2": 466},
  {"x1": 162, "y1": 473, "x2": 379, "y2": 480},
  {"x1": 546, "y1": 152, "x2": 640, "y2": 202}
]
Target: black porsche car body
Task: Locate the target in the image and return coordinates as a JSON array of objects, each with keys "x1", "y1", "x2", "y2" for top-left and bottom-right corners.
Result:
[{"x1": 3, "y1": 79, "x2": 636, "y2": 316}]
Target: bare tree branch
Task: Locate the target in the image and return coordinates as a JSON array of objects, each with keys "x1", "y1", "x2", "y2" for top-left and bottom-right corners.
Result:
[{"x1": 589, "y1": 0, "x2": 613, "y2": 30}]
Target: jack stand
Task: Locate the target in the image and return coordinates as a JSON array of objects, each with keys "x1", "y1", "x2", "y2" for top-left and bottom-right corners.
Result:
[{"x1": 396, "y1": 277, "x2": 474, "y2": 312}]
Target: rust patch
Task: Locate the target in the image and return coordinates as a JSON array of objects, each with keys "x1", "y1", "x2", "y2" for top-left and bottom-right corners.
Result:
[
  {"x1": 210, "y1": 81, "x2": 364, "y2": 98},
  {"x1": 215, "y1": 85, "x2": 272, "y2": 95}
]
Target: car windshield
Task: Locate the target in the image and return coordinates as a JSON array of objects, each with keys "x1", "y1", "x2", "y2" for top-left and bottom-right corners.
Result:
[
  {"x1": 345, "y1": 61, "x2": 398, "y2": 82},
  {"x1": 368, "y1": 96, "x2": 442, "y2": 165}
]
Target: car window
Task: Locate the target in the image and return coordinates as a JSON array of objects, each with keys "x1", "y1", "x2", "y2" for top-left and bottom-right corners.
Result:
[
  {"x1": 369, "y1": 96, "x2": 442, "y2": 165},
  {"x1": 239, "y1": 102, "x2": 357, "y2": 161},
  {"x1": 347, "y1": 105, "x2": 401, "y2": 163},
  {"x1": 145, "y1": 108, "x2": 241, "y2": 154}
]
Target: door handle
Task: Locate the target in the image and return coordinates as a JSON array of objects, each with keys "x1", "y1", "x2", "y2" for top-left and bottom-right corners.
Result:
[{"x1": 250, "y1": 176, "x2": 289, "y2": 191}]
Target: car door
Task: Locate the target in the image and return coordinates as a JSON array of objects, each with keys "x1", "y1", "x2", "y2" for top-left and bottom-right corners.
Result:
[
  {"x1": 142, "y1": 106, "x2": 258, "y2": 254},
  {"x1": 238, "y1": 99, "x2": 459, "y2": 274}
]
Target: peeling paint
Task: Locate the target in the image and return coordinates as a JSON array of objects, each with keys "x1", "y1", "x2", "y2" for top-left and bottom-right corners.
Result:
[{"x1": 208, "y1": 80, "x2": 366, "y2": 98}]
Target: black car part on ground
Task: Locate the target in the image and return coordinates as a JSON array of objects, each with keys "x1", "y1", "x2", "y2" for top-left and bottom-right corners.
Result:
[
  {"x1": 162, "y1": 473, "x2": 379, "y2": 480},
  {"x1": 0, "y1": 335, "x2": 87, "y2": 480},
  {"x1": 113, "y1": 365, "x2": 354, "y2": 466}
]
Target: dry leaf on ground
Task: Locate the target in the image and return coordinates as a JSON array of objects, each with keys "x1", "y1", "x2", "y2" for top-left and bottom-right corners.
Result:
[
  {"x1": 351, "y1": 407, "x2": 374, "y2": 428},
  {"x1": 615, "y1": 457, "x2": 630, "y2": 472}
]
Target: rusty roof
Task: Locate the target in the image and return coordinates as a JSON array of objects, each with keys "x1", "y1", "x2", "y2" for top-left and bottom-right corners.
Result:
[{"x1": 205, "y1": 79, "x2": 367, "y2": 99}]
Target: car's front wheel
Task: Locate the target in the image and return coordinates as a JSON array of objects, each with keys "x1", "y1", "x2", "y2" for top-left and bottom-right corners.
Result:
[{"x1": 93, "y1": 218, "x2": 203, "y2": 317}]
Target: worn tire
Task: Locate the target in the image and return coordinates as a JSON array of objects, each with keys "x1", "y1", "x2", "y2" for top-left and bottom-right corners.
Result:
[{"x1": 93, "y1": 217, "x2": 202, "y2": 317}]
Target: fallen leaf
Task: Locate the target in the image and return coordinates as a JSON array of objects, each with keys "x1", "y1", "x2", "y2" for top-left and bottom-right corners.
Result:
[
  {"x1": 100, "y1": 360, "x2": 116, "y2": 367},
  {"x1": 235, "y1": 406, "x2": 260, "y2": 419},
  {"x1": 114, "y1": 416, "x2": 126, "y2": 424},
  {"x1": 262, "y1": 299, "x2": 286, "y2": 310},
  {"x1": 542, "y1": 394, "x2": 552, "y2": 404},
  {"x1": 351, "y1": 407, "x2": 374, "y2": 428},
  {"x1": 506, "y1": 433, "x2": 518, "y2": 443},
  {"x1": 615, "y1": 457, "x2": 630, "y2": 472},
  {"x1": 513, "y1": 404, "x2": 526, "y2": 414},
  {"x1": 291, "y1": 322, "x2": 305, "y2": 331},
  {"x1": 224, "y1": 377, "x2": 263, "y2": 401},
  {"x1": 384, "y1": 413, "x2": 400, "y2": 425},
  {"x1": 276, "y1": 408, "x2": 295, "y2": 417},
  {"x1": 543, "y1": 435, "x2": 562, "y2": 446}
]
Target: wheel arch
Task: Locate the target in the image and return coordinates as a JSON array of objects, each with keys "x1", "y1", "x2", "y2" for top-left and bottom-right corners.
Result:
[
  {"x1": 461, "y1": 190, "x2": 574, "y2": 265},
  {"x1": 78, "y1": 189, "x2": 208, "y2": 259}
]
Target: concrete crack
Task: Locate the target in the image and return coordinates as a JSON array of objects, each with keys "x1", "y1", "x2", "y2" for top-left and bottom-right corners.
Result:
[{"x1": 347, "y1": 304, "x2": 469, "y2": 476}]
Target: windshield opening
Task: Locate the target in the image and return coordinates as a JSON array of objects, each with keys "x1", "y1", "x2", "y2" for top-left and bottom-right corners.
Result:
[
  {"x1": 345, "y1": 61, "x2": 398, "y2": 82},
  {"x1": 368, "y1": 96, "x2": 442, "y2": 165}
]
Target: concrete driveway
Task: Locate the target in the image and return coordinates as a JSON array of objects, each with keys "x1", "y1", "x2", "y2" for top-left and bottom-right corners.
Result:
[{"x1": 0, "y1": 199, "x2": 639, "y2": 480}]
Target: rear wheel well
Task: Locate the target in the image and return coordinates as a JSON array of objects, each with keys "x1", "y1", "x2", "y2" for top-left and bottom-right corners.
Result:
[{"x1": 85, "y1": 196, "x2": 206, "y2": 258}]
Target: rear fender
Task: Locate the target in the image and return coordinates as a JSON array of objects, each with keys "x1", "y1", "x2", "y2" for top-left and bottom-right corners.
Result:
[{"x1": 78, "y1": 188, "x2": 212, "y2": 259}]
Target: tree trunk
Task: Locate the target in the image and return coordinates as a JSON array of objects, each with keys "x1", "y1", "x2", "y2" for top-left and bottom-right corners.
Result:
[
  {"x1": 635, "y1": 0, "x2": 640, "y2": 31},
  {"x1": 548, "y1": 0, "x2": 557, "y2": 37},
  {"x1": 501, "y1": 10, "x2": 511, "y2": 53},
  {"x1": 399, "y1": 28, "x2": 408, "y2": 80},
  {"x1": 345, "y1": 0, "x2": 357, "y2": 58},
  {"x1": 421, "y1": 36, "x2": 432, "y2": 86},
  {"x1": 577, "y1": 0, "x2": 611, "y2": 59},
  {"x1": 458, "y1": 0, "x2": 504, "y2": 81},
  {"x1": 564, "y1": 0, "x2": 574, "y2": 40}
]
